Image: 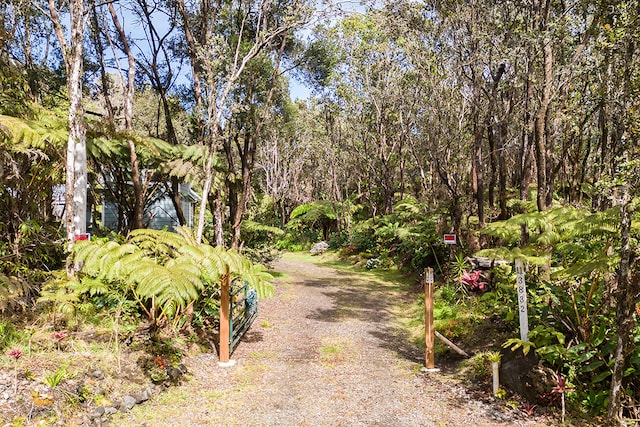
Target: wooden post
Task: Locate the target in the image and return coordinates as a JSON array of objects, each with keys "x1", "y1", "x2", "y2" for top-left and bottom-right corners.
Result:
[
  {"x1": 425, "y1": 267, "x2": 435, "y2": 369},
  {"x1": 219, "y1": 267, "x2": 231, "y2": 363}
]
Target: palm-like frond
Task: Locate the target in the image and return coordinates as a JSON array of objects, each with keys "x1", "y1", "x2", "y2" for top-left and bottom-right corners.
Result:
[
  {"x1": 0, "y1": 114, "x2": 67, "y2": 150},
  {"x1": 289, "y1": 201, "x2": 336, "y2": 222},
  {"x1": 241, "y1": 220, "x2": 285, "y2": 236},
  {"x1": 475, "y1": 247, "x2": 551, "y2": 266},
  {"x1": 236, "y1": 261, "x2": 275, "y2": 298},
  {"x1": 68, "y1": 229, "x2": 275, "y2": 326},
  {"x1": 0, "y1": 273, "x2": 31, "y2": 313}
]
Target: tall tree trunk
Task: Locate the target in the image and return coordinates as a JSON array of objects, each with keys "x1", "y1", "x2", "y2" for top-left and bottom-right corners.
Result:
[
  {"x1": 519, "y1": 54, "x2": 535, "y2": 202},
  {"x1": 472, "y1": 119, "x2": 485, "y2": 226},
  {"x1": 607, "y1": 179, "x2": 636, "y2": 424},
  {"x1": 607, "y1": 15, "x2": 639, "y2": 420},
  {"x1": 136, "y1": 0, "x2": 187, "y2": 226},
  {"x1": 49, "y1": 0, "x2": 87, "y2": 276},
  {"x1": 497, "y1": 122, "x2": 508, "y2": 219},
  {"x1": 212, "y1": 191, "x2": 224, "y2": 247},
  {"x1": 108, "y1": 2, "x2": 144, "y2": 230},
  {"x1": 534, "y1": 35, "x2": 553, "y2": 212},
  {"x1": 487, "y1": 124, "x2": 496, "y2": 210}
]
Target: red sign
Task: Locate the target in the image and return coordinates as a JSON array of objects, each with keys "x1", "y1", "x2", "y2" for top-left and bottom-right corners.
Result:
[
  {"x1": 74, "y1": 233, "x2": 90, "y2": 241},
  {"x1": 443, "y1": 234, "x2": 457, "y2": 245}
]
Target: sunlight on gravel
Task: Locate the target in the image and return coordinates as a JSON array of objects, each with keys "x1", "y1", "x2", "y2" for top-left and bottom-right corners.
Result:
[{"x1": 112, "y1": 253, "x2": 555, "y2": 427}]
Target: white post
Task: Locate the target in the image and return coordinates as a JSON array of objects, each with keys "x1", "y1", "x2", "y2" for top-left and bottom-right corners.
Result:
[
  {"x1": 515, "y1": 259, "x2": 529, "y2": 341},
  {"x1": 492, "y1": 362, "x2": 500, "y2": 395}
]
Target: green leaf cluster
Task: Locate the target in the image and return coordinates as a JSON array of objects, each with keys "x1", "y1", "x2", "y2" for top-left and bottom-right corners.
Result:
[{"x1": 40, "y1": 228, "x2": 273, "y2": 328}]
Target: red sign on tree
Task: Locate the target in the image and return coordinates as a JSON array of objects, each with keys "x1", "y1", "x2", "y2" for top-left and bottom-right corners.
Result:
[{"x1": 443, "y1": 234, "x2": 457, "y2": 245}]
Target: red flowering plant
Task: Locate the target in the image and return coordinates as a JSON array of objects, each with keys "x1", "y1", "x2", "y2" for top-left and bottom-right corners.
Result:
[
  {"x1": 461, "y1": 270, "x2": 488, "y2": 292},
  {"x1": 551, "y1": 373, "x2": 574, "y2": 423},
  {"x1": 7, "y1": 348, "x2": 23, "y2": 394},
  {"x1": 52, "y1": 331, "x2": 68, "y2": 351}
]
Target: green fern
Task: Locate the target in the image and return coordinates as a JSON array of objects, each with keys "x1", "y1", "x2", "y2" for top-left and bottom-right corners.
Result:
[
  {"x1": 241, "y1": 220, "x2": 285, "y2": 236},
  {"x1": 0, "y1": 113, "x2": 67, "y2": 150},
  {"x1": 65, "y1": 229, "x2": 275, "y2": 327},
  {"x1": 0, "y1": 273, "x2": 31, "y2": 313},
  {"x1": 289, "y1": 201, "x2": 336, "y2": 222}
]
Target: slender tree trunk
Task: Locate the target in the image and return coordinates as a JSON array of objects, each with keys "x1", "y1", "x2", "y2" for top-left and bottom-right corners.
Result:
[
  {"x1": 472, "y1": 119, "x2": 484, "y2": 226},
  {"x1": 607, "y1": 180, "x2": 636, "y2": 424},
  {"x1": 487, "y1": 124, "x2": 496, "y2": 210},
  {"x1": 497, "y1": 123, "x2": 508, "y2": 219},
  {"x1": 49, "y1": 0, "x2": 87, "y2": 276},
  {"x1": 534, "y1": 35, "x2": 553, "y2": 211},
  {"x1": 212, "y1": 191, "x2": 224, "y2": 247},
  {"x1": 108, "y1": 2, "x2": 144, "y2": 230}
]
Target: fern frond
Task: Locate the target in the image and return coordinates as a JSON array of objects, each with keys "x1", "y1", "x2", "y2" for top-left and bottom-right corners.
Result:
[
  {"x1": 77, "y1": 277, "x2": 110, "y2": 296},
  {"x1": 174, "y1": 226, "x2": 200, "y2": 245},
  {"x1": 552, "y1": 256, "x2": 617, "y2": 280},
  {"x1": 236, "y1": 262, "x2": 275, "y2": 298},
  {"x1": 241, "y1": 220, "x2": 284, "y2": 236},
  {"x1": 475, "y1": 247, "x2": 551, "y2": 266},
  {"x1": 0, "y1": 114, "x2": 67, "y2": 150},
  {"x1": 97, "y1": 243, "x2": 139, "y2": 278},
  {"x1": 128, "y1": 228, "x2": 187, "y2": 256}
]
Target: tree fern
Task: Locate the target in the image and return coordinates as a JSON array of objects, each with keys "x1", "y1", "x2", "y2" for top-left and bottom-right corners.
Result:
[
  {"x1": 0, "y1": 273, "x2": 31, "y2": 313},
  {"x1": 0, "y1": 113, "x2": 67, "y2": 150},
  {"x1": 241, "y1": 220, "x2": 284, "y2": 236},
  {"x1": 289, "y1": 201, "x2": 336, "y2": 222},
  {"x1": 236, "y1": 261, "x2": 275, "y2": 298},
  {"x1": 65, "y1": 229, "x2": 275, "y2": 328},
  {"x1": 475, "y1": 247, "x2": 551, "y2": 266}
]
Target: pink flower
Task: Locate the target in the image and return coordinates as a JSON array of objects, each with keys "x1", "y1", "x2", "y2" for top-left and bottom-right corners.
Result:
[
  {"x1": 52, "y1": 331, "x2": 68, "y2": 341},
  {"x1": 7, "y1": 349, "x2": 23, "y2": 360},
  {"x1": 461, "y1": 270, "x2": 488, "y2": 291},
  {"x1": 551, "y1": 375, "x2": 573, "y2": 394}
]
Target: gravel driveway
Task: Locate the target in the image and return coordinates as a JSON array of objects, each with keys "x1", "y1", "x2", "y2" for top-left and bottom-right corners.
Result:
[{"x1": 114, "y1": 254, "x2": 550, "y2": 426}]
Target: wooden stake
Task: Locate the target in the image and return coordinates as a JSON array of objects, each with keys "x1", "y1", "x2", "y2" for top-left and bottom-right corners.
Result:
[
  {"x1": 435, "y1": 331, "x2": 469, "y2": 358},
  {"x1": 425, "y1": 268, "x2": 435, "y2": 369},
  {"x1": 219, "y1": 267, "x2": 231, "y2": 363}
]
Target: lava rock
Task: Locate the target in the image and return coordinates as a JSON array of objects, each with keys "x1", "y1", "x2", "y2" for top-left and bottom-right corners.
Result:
[
  {"x1": 120, "y1": 395, "x2": 137, "y2": 411},
  {"x1": 91, "y1": 370, "x2": 105, "y2": 380},
  {"x1": 134, "y1": 389, "x2": 150, "y2": 403},
  {"x1": 499, "y1": 347, "x2": 539, "y2": 400},
  {"x1": 90, "y1": 406, "x2": 105, "y2": 418}
]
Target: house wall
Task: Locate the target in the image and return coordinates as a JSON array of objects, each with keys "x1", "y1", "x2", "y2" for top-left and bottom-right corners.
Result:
[{"x1": 102, "y1": 194, "x2": 194, "y2": 231}]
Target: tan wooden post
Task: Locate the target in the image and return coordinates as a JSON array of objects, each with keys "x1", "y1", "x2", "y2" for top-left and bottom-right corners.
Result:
[
  {"x1": 424, "y1": 267, "x2": 435, "y2": 369},
  {"x1": 219, "y1": 267, "x2": 231, "y2": 363}
]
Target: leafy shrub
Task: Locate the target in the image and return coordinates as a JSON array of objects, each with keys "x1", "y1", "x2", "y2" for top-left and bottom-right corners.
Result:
[
  {"x1": 39, "y1": 228, "x2": 274, "y2": 331},
  {"x1": 460, "y1": 270, "x2": 488, "y2": 292}
]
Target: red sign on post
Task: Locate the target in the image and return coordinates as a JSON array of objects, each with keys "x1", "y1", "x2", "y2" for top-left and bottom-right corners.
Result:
[
  {"x1": 443, "y1": 234, "x2": 457, "y2": 245},
  {"x1": 74, "y1": 233, "x2": 90, "y2": 241}
]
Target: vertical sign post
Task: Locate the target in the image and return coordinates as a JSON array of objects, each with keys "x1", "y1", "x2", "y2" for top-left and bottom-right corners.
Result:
[
  {"x1": 424, "y1": 267, "x2": 435, "y2": 369},
  {"x1": 219, "y1": 267, "x2": 231, "y2": 364},
  {"x1": 515, "y1": 259, "x2": 529, "y2": 342}
]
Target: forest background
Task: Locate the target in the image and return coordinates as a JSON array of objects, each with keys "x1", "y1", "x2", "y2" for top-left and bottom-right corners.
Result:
[{"x1": 1, "y1": 0, "x2": 640, "y2": 425}]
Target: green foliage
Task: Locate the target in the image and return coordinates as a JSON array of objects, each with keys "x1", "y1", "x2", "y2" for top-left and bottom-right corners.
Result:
[
  {"x1": 0, "y1": 321, "x2": 21, "y2": 351},
  {"x1": 41, "y1": 229, "x2": 274, "y2": 330},
  {"x1": 0, "y1": 114, "x2": 67, "y2": 150},
  {"x1": 43, "y1": 365, "x2": 70, "y2": 388},
  {"x1": 0, "y1": 272, "x2": 32, "y2": 314},
  {"x1": 481, "y1": 206, "x2": 640, "y2": 413},
  {"x1": 345, "y1": 198, "x2": 448, "y2": 274},
  {"x1": 287, "y1": 201, "x2": 337, "y2": 239}
]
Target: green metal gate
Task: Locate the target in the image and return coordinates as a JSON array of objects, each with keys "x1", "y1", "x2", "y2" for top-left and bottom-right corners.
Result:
[{"x1": 229, "y1": 279, "x2": 258, "y2": 354}]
